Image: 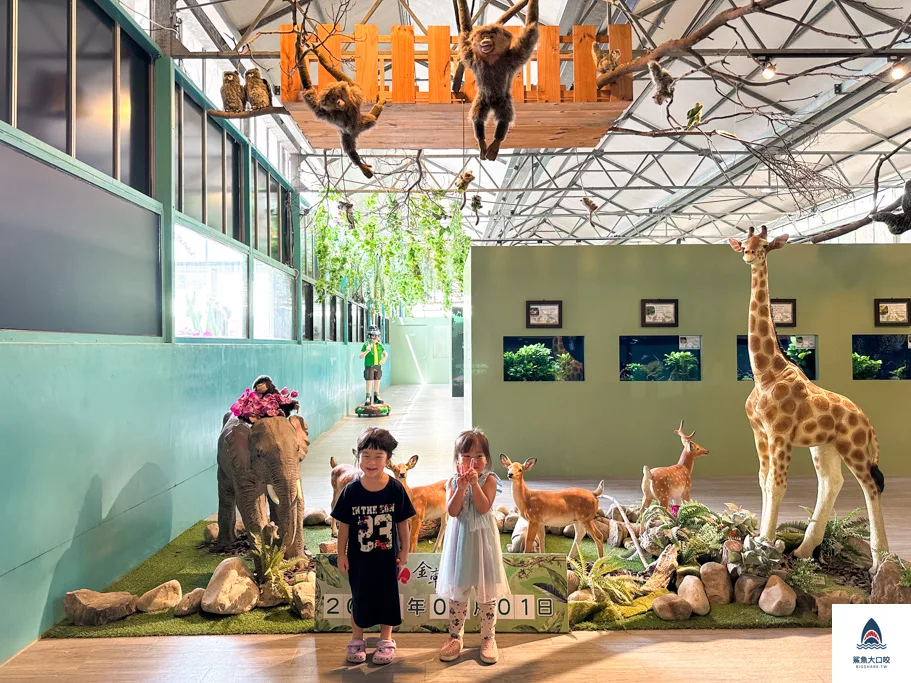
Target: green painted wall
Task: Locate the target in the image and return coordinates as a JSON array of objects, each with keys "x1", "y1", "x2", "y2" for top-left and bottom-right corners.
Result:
[
  {"x1": 0, "y1": 341, "x2": 384, "y2": 664},
  {"x1": 390, "y1": 317, "x2": 452, "y2": 385},
  {"x1": 469, "y1": 244, "x2": 911, "y2": 479}
]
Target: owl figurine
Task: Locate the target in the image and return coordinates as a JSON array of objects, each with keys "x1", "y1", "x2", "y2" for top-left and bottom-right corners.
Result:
[
  {"x1": 220, "y1": 71, "x2": 246, "y2": 113},
  {"x1": 245, "y1": 68, "x2": 272, "y2": 111}
]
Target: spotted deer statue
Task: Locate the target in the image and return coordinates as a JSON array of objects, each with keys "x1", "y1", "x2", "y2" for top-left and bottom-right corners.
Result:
[
  {"x1": 387, "y1": 455, "x2": 448, "y2": 552},
  {"x1": 730, "y1": 226, "x2": 888, "y2": 571},
  {"x1": 640, "y1": 420, "x2": 709, "y2": 513}
]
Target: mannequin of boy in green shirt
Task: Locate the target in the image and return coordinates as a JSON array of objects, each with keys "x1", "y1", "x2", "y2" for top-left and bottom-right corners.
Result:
[{"x1": 359, "y1": 327, "x2": 388, "y2": 406}]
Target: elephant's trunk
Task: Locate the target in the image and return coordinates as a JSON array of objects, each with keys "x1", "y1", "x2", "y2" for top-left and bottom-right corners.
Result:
[{"x1": 273, "y1": 475, "x2": 305, "y2": 560}]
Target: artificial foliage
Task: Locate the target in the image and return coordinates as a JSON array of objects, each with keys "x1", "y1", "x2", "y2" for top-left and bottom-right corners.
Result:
[
  {"x1": 503, "y1": 343, "x2": 560, "y2": 381},
  {"x1": 786, "y1": 557, "x2": 825, "y2": 593},
  {"x1": 247, "y1": 525, "x2": 296, "y2": 601},
  {"x1": 725, "y1": 535, "x2": 785, "y2": 578},
  {"x1": 312, "y1": 191, "x2": 470, "y2": 311},
  {"x1": 851, "y1": 353, "x2": 882, "y2": 379}
]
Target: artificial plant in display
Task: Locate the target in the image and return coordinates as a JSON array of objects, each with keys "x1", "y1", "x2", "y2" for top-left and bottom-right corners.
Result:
[{"x1": 312, "y1": 191, "x2": 470, "y2": 311}]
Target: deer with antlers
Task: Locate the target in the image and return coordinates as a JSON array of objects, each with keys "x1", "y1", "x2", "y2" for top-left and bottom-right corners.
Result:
[
  {"x1": 387, "y1": 455, "x2": 448, "y2": 552},
  {"x1": 499, "y1": 455, "x2": 604, "y2": 559},
  {"x1": 639, "y1": 421, "x2": 710, "y2": 513}
]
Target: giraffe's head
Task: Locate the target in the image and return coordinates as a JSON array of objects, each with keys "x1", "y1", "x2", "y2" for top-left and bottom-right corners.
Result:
[{"x1": 728, "y1": 226, "x2": 788, "y2": 266}]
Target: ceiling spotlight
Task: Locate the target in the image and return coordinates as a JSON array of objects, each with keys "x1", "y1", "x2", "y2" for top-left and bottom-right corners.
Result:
[
  {"x1": 889, "y1": 57, "x2": 906, "y2": 81},
  {"x1": 761, "y1": 60, "x2": 777, "y2": 79}
]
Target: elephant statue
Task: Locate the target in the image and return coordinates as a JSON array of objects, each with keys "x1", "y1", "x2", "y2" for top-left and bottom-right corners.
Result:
[{"x1": 216, "y1": 412, "x2": 310, "y2": 560}]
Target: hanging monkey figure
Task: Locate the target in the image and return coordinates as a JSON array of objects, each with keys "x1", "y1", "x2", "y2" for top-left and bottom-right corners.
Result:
[
  {"x1": 470, "y1": 194, "x2": 483, "y2": 225},
  {"x1": 456, "y1": 0, "x2": 539, "y2": 161},
  {"x1": 648, "y1": 61, "x2": 675, "y2": 106},
  {"x1": 870, "y1": 179, "x2": 911, "y2": 235},
  {"x1": 582, "y1": 197, "x2": 599, "y2": 226},
  {"x1": 338, "y1": 200, "x2": 355, "y2": 229},
  {"x1": 455, "y1": 170, "x2": 475, "y2": 193},
  {"x1": 592, "y1": 45, "x2": 621, "y2": 78},
  {"x1": 296, "y1": 41, "x2": 383, "y2": 179}
]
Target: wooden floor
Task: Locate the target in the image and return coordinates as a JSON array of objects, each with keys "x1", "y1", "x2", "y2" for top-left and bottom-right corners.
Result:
[{"x1": 5, "y1": 383, "x2": 909, "y2": 682}]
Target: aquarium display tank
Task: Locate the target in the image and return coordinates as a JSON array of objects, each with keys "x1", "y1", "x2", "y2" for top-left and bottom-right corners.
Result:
[
  {"x1": 619, "y1": 335, "x2": 702, "y2": 381},
  {"x1": 851, "y1": 335, "x2": 911, "y2": 380},
  {"x1": 503, "y1": 336, "x2": 585, "y2": 382},
  {"x1": 737, "y1": 335, "x2": 818, "y2": 381}
]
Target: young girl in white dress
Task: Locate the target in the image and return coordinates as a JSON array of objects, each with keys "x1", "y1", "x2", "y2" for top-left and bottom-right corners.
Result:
[{"x1": 435, "y1": 429, "x2": 510, "y2": 664}]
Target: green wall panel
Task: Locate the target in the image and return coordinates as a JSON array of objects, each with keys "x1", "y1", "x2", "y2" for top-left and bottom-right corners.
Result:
[
  {"x1": 0, "y1": 340, "x2": 388, "y2": 664},
  {"x1": 390, "y1": 317, "x2": 452, "y2": 385},
  {"x1": 469, "y1": 244, "x2": 911, "y2": 479}
]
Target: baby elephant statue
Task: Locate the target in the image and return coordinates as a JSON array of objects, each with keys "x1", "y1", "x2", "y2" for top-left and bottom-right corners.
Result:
[{"x1": 216, "y1": 412, "x2": 310, "y2": 560}]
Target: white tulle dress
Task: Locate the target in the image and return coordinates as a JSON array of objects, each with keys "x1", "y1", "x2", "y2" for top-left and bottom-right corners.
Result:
[{"x1": 435, "y1": 472, "x2": 510, "y2": 604}]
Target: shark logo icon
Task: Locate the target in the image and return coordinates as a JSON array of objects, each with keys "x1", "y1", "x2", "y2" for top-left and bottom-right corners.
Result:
[{"x1": 857, "y1": 618, "x2": 887, "y2": 650}]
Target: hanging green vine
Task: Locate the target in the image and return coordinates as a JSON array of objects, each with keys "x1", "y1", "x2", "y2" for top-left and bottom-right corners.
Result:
[{"x1": 311, "y1": 191, "x2": 469, "y2": 312}]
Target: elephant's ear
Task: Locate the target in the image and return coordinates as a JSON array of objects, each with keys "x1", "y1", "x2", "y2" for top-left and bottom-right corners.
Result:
[
  {"x1": 222, "y1": 411, "x2": 233, "y2": 427},
  {"x1": 289, "y1": 415, "x2": 310, "y2": 459}
]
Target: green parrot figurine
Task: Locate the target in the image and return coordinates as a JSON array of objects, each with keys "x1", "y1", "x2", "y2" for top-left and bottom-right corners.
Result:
[{"x1": 686, "y1": 102, "x2": 703, "y2": 129}]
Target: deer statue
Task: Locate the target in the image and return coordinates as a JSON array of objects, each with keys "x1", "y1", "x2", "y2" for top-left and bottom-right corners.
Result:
[
  {"x1": 639, "y1": 420, "x2": 709, "y2": 513},
  {"x1": 328, "y1": 453, "x2": 361, "y2": 537},
  {"x1": 730, "y1": 226, "x2": 888, "y2": 571},
  {"x1": 387, "y1": 455, "x2": 448, "y2": 552},
  {"x1": 499, "y1": 454, "x2": 604, "y2": 559}
]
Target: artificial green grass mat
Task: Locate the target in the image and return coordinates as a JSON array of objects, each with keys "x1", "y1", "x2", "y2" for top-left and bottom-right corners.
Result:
[
  {"x1": 575, "y1": 602, "x2": 826, "y2": 631},
  {"x1": 43, "y1": 521, "x2": 825, "y2": 638}
]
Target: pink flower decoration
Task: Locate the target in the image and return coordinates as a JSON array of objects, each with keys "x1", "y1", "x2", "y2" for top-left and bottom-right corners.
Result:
[
  {"x1": 230, "y1": 384, "x2": 300, "y2": 421},
  {"x1": 670, "y1": 505, "x2": 680, "y2": 518},
  {"x1": 290, "y1": 391, "x2": 298, "y2": 398}
]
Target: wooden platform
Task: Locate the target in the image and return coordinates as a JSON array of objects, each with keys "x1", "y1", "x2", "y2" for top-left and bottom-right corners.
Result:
[
  {"x1": 285, "y1": 101, "x2": 632, "y2": 150},
  {"x1": 280, "y1": 23, "x2": 634, "y2": 151}
]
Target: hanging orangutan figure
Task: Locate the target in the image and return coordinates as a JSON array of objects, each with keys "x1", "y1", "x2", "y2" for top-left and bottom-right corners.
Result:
[
  {"x1": 456, "y1": 0, "x2": 539, "y2": 161},
  {"x1": 295, "y1": 40, "x2": 383, "y2": 179}
]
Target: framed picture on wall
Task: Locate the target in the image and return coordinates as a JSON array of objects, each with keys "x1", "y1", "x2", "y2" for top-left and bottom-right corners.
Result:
[
  {"x1": 771, "y1": 299, "x2": 797, "y2": 327},
  {"x1": 526, "y1": 300, "x2": 562, "y2": 328},
  {"x1": 641, "y1": 299, "x2": 678, "y2": 328},
  {"x1": 874, "y1": 298, "x2": 911, "y2": 327}
]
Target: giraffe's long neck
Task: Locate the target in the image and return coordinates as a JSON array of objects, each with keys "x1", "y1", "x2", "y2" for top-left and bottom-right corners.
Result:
[{"x1": 748, "y1": 262, "x2": 786, "y2": 384}]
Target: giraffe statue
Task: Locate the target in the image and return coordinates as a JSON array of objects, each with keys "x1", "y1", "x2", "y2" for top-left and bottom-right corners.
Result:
[
  {"x1": 729, "y1": 226, "x2": 888, "y2": 571},
  {"x1": 553, "y1": 336, "x2": 584, "y2": 381}
]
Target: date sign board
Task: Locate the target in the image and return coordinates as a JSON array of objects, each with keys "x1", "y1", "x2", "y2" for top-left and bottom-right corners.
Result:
[{"x1": 315, "y1": 553, "x2": 568, "y2": 633}]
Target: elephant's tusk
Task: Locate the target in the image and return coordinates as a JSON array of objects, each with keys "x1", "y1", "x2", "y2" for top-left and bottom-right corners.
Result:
[
  {"x1": 294, "y1": 480, "x2": 303, "y2": 503},
  {"x1": 266, "y1": 484, "x2": 280, "y2": 505}
]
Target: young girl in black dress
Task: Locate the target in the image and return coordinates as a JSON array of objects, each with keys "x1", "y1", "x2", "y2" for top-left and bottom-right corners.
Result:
[{"x1": 331, "y1": 427, "x2": 416, "y2": 665}]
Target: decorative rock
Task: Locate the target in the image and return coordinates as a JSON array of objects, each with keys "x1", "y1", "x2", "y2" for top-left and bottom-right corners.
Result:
[
  {"x1": 625, "y1": 507, "x2": 639, "y2": 523},
  {"x1": 137, "y1": 580, "x2": 182, "y2": 612},
  {"x1": 871, "y1": 558, "x2": 911, "y2": 604},
  {"x1": 546, "y1": 525, "x2": 564, "y2": 536},
  {"x1": 303, "y1": 508, "x2": 328, "y2": 526},
  {"x1": 596, "y1": 507, "x2": 606, "y2": 518},
  {"x1": 568, "y1": 589, "x2": 595, "y2": 603},
  {"x1": 605, "y1": 504, "x2": 625, "y2": 522},
  {"x1": 258, "y1": 582, "x2": 290, "y2": 607},
  {"x1": 503, "y1": 513, "x2": 520, "y2": 534},
  {"x1": 496, "y1": 505, "x2": 510, "y2": 516},
  {"x1": 677, "y1": 575, "x2": 710, "y2": 616},
  {"x1": 700, "y1": 562, "x2": 732, "y2": 605},
  {"x1": 721, "y1": 539, "x2": 742, "y2": 568},
  {"x1": 495, "y1": 514, "x2": 505, "y2": 532},
  {"x1": 507, "y1": 517, "x2": 539, "y2": 553},
  {"x1": 419, "y1": 517, "x2": 441, "y2": 540},
  {"x1": 319, "y1": 540, "x2": 338, "y2": 554},
  {"x1": 759, "y1": 575, "x2": 797, "y2": 617},
  {"x1": 846, "y1": 537, "x2": 873, "y2": 568},
  {"x1": 235, "y1": 519, "x2": 246, "y2": 534},
  {"x1": 567, "y1": 570, "x2": 580, "y2": 595},
  {"x1": 204, "y1": 523, "x2": 220, "y2": 544},
  {"x1": 291, "y1": 582, "x2": 315, "y2": 619},
  {"x1": 815, "y1": 591, "x2": 858, "y2": 622},
  {"x1": 202, "y1": 557, "x2": 260, "y2": 615},
  {"x1": 563, "y1": 524, "x2": 575, "y2": 538},
  {"x1": 64, "y1": 589, "x2": 137, "y2": 626},
  {"x1": 652, "y1": 593, "x2": 693, "y2": 621},
  {"x1": 641, "y1": 545, "x2": 678, "y2": 593},
  {"x1": 594, "y1": 518, "x2": 626, "y2": 548},
  {"x1": 676, "y1": 563, "x2": 701, "y2": 580},
  {"x1": 174, "y1": 587, "x2": 205, "y2": 616},
  {"x1": 734, "y1": 574, "x2": 768, "y2": 605}
]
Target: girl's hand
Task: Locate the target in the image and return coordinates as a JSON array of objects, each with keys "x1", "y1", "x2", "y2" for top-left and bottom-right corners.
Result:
[
  {"x1": 396, "y1": 550, "x2": 408, "y2": 568},
  {"x1": 466, "y1": 469, "x2": 479, "y2": 486},
  {"x1": 338, "y1": 554, "x2": 349, "y2": 575}
]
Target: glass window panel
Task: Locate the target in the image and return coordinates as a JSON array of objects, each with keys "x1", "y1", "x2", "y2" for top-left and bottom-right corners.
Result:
[
  {"x1": 0, "y1": 0, "x2": 10, "y2": 122},
  {"x1": 328, "y1": 296, "x2": 337, "y2": 341},
  {"x1": 312, "y1": 296, "x2": 324, "y2": 341},
  {"x1": 182, "y1": 96, "x2": 204, "y2": 223},
  {"x1": 18, "y1": 0, "x2": 69, "y2": 152},
  {"x1": 173, "y1": 85, "x2": 180, "y2": 207},
  {"x1": 225, "y1": 136, "x2": 240, "y2": 241},
  {"x1": 302, "y1": 281, "x2": 313, "y2": 340},
  {"x1": 254, "y1": 260, "x2": 294, "y2": 340},
  {"x1": 269, "y1": 175, "x2": 281, "y2": 260},
  {"x1": 206, "y1": 117, "x2": 224, "y2": 233},
  {"x1": 120, "y1": 31, "x2": 150, "y2": 193},
  {"x1": 256, "y1": 164, "x2": 269, "y2": 253},
  {"x1": 74, "y1": 0, "x2": 114, "y2": 176},
  {"x1": 280, "y1": 187, "x2": 291, "y2": 266},
  {"x1": 619, "y1": 335, "x2": 700, "y2": 382},
  {"x1": 174, "y1": 224, "x2": 247, "y2": 338},
  {"x1": 301, "y1": 222, "x2": 310, "y2": 277}
]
